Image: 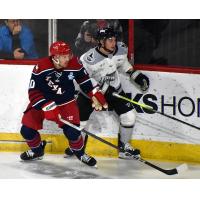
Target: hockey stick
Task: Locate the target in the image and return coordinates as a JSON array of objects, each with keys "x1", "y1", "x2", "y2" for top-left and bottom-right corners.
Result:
[
  {"x1": 0, "y1": 139, "x2": 52, "y2": 143},
  {"x1": 59, "y1": 115, "x2": 188, "y2": 175},
  {"x1": 113, "y1": 93, "x2": 200, "y2": 131}
]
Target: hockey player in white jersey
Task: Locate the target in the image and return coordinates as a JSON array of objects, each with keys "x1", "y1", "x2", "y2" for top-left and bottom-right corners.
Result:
[{"x1": 65, "y1": 27, "x2": 149, "y2": 159}]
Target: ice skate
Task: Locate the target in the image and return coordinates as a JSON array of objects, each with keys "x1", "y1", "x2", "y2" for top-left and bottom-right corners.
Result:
[
  {"x1": 118, "y1": 142, "x2": 140, "y2": 159},
  {"x1": 20, "y1": 140, "x2": 47, "y2": 161},
  {"x1": 78, "y1": 153, "x2": 97, "y2": 168},
  {"x1": 64, "y1": 147, "x2": 74, "y2": 158}
]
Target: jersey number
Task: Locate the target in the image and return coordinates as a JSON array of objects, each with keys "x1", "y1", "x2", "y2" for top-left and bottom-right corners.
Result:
[{"x1": 29, "y1": 79, "x2": 35, "y2": 89}]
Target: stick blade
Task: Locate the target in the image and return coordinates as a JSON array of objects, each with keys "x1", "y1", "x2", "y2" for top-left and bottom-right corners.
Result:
[
  {"x1": 162, "y1": 163, "x2": 188, "y2": 175},
  {"x1": 176, "y1": 163, "x2": 188, "y2": 174}
]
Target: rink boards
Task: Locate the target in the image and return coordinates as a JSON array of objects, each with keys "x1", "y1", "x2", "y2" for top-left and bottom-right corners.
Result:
[{"x1": 1, "y1": 63, "x2": 200, "y2": 162}]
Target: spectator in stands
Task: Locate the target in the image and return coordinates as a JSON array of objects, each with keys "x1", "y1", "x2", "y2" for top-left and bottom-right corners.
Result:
[
  {"x1": 0, "y1": 19, "x2": 38, "y2": 59},
  {"x1": 74, "y1": 19, "x2": 123, "y2": 57},
  {"x1": 74, "y1": 21, "x2": 98, "y2": 57}
]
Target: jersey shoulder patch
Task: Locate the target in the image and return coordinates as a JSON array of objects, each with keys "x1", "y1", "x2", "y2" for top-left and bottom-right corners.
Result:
[
  {"x1": 86, "y1": 52, "x2": 95, "y2": 62},
  {"x1": 33, "y1": 57, "x2": 54, "y2": 74},
  {"x1": 85, "y1": 50, "x2": 95, "y2": 63},
  {"x1": 81, "y1": 48, "x2": 104, "y2": 65}
]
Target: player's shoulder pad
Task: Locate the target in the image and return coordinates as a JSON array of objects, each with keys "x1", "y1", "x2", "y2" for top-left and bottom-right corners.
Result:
[
  {"x1": 81, "y1": 48, "x2": 103, "y2": 65},
  {"x1": 67, "y1": 56, "x2": 83, "y2": 70},
  {"x1": 116, "y1": 41, "x2": 128, "y2": 55},
  {"x1": 32, "y1": 57, "x2": 54, "y2": 74}
]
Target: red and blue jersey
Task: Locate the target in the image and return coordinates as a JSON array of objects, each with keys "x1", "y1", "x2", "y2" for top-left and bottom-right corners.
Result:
[{"x1": 28, "y1": 56, "x2": 94, "y2": 110}]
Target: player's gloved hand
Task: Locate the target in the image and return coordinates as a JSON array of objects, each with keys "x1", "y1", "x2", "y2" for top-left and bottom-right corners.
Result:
[
  {"x1": 130, "y1": 70, "x2": 149, "y2": 91},
  {"x1": 88, "y1": 87, "x2": 108, "y2": 111},
  {"x1": 42, "y1": 101, "x2": 60, "y2": 121}
]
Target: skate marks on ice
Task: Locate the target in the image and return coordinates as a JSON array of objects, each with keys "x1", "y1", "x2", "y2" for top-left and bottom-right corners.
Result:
[
  {"x1": 18, "y1": 161, "x2": 105, "y2": 179},
  {"x1": 0, "y1": 153, "x2": 199, "y2": 178},
  {"x1": 16, "y1": 158, "x2": 195, "y2": 179},
  {"x1": 0, "y1": 154, "x2": 151, "y2": 179},
  {"x1": 0, "y1": 153, "x2": 106, "y2": 179}
]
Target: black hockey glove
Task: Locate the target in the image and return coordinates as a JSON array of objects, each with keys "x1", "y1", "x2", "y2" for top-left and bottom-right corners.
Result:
[{"x1": 129, "y1": 70, "x2": 149, "y2": 91}]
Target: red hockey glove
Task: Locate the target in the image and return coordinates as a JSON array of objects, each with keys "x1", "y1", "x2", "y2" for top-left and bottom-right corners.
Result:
[
  {"x1": 88, "y1": 87, "x2": 108, "y2": 111},
  {"x1": 42, "y1": 101, "x2": 60, "y2": 122}
]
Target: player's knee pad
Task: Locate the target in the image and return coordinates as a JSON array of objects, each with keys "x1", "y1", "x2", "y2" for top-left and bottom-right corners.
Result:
[
  {"x1": 20, "y1": 125, "x2": 39, "y2": 140},
  {"x1": 120, "y1": 109, "x2": 136, "y2": 127},
  {"x1": 62, "y1": 124, "x2": 81, "y2": 141}
]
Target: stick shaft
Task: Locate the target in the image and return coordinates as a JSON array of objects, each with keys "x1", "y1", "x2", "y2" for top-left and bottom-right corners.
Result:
[{"x1": 59, "y1": 116, "x2": 179, "y2": 175}]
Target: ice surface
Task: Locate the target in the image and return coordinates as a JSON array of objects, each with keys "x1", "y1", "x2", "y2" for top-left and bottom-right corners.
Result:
[{"x1": 0, "y1": 152, "x2": 199, "y2": 179}]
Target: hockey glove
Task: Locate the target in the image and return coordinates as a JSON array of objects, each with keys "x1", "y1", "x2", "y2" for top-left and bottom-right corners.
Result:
[
  {"x1": 130, "y1": 70, "x2": 149, "y2": 92},
  {"x1": 88, "y1": 87, "x2": 108, "y2": 111},
  {"x1": 42, "y1": 101, "x2": 60, "y2": 122}
]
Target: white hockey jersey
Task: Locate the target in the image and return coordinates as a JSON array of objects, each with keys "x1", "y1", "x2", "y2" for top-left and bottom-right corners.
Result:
[{"x1": 80, "y1": 42, "x2": 132, "y2": 90}]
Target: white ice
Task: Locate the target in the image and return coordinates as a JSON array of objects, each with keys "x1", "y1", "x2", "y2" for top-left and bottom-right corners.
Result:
[{"x1": 0, "y1": 152, "x2": 199, "y2": 179}]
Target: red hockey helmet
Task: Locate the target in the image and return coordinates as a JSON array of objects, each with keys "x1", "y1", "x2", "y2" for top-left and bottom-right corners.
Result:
[{"x1": 50, "y1": 41, "x2": 71, "y2": 56}]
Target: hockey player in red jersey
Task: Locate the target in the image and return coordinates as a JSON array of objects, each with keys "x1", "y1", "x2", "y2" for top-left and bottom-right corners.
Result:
[{"x1": 20, "y1": 41, "x2": 108, "y2": 167}]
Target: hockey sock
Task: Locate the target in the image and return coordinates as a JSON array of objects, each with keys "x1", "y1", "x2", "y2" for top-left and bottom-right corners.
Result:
[
  {"x1": 69, "y1": 135, "x2": 84, "y2": 157},
  {"x1": 20, "y1": 125, "x2": 43, "y2": 154},
  {"x1": 119, "y1": 125, "x2": 133, "y2": 144},
  {"x1": 62, "y1": 125, "x2": 84, "y2": 157}
]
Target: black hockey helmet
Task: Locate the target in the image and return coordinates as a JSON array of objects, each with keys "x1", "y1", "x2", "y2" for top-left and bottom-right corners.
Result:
[{"x1": 96, "y1": 27, "x2": 117, "y2": 41}]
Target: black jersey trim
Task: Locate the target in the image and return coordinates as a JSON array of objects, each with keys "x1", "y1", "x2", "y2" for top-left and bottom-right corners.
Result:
[
  {"x1": 95, "y1": 45, "x2": 118, "y2": 57},
  {"x1": 95, "y1": 47, "x2": 108, "y2": 58}
]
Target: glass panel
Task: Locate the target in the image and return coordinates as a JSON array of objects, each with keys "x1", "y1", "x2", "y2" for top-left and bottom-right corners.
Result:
[
  {"x1": 0, "y1": 19, "x2": 48, "y2": 59},
  {"x1": 134, "y1": 19, "x2": 200, "y2": 68},
  {"x1": 57, "y1": 19, "x2": 128, "y2": 57}
]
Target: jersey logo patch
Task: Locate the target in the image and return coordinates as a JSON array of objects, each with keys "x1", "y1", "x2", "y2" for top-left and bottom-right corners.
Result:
[
  {"x1": 55, "y1": 72, "x2": 62, "y2": 82},
  {"x1": 68, "y1": 72, "x2": 74, "y2": 80},
  {"x1": 86, "y1": 52, "x2": 94, "y2": 62}
]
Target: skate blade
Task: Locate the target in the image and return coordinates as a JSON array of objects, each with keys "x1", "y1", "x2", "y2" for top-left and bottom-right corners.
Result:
[
  {"x1": 64, "y1": 154, "x2": 75, "y2": 158},
  {"x1": 118, "y1": 153, "x2": 141, "y2": 160},
  {"x1": 84, "y1": 163, "x2": 98, "y2": 169},
  {"x1": 20, "y1": 156, "x2": 43, "y2": 162},
  {"x1": 79, "y1": 161, "x2": 98, "y2": 169},
  {"x1": 93, "y1": 164, "x2": 98, "y2": 169},
  {"x1": 87, "y1": 164, "x2": 98, "y2": 169}
]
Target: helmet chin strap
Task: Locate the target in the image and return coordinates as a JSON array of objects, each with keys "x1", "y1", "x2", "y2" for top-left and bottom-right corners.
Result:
[
  {"x1": 52, "y1": 57, "x2": 66, "y2": 69},
  {"x1": 52, "y1": 57, "x2": 60, "y2": 65},
  {"x1": 52, "y1": 54, "x2": 72, "y2": 69}
]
